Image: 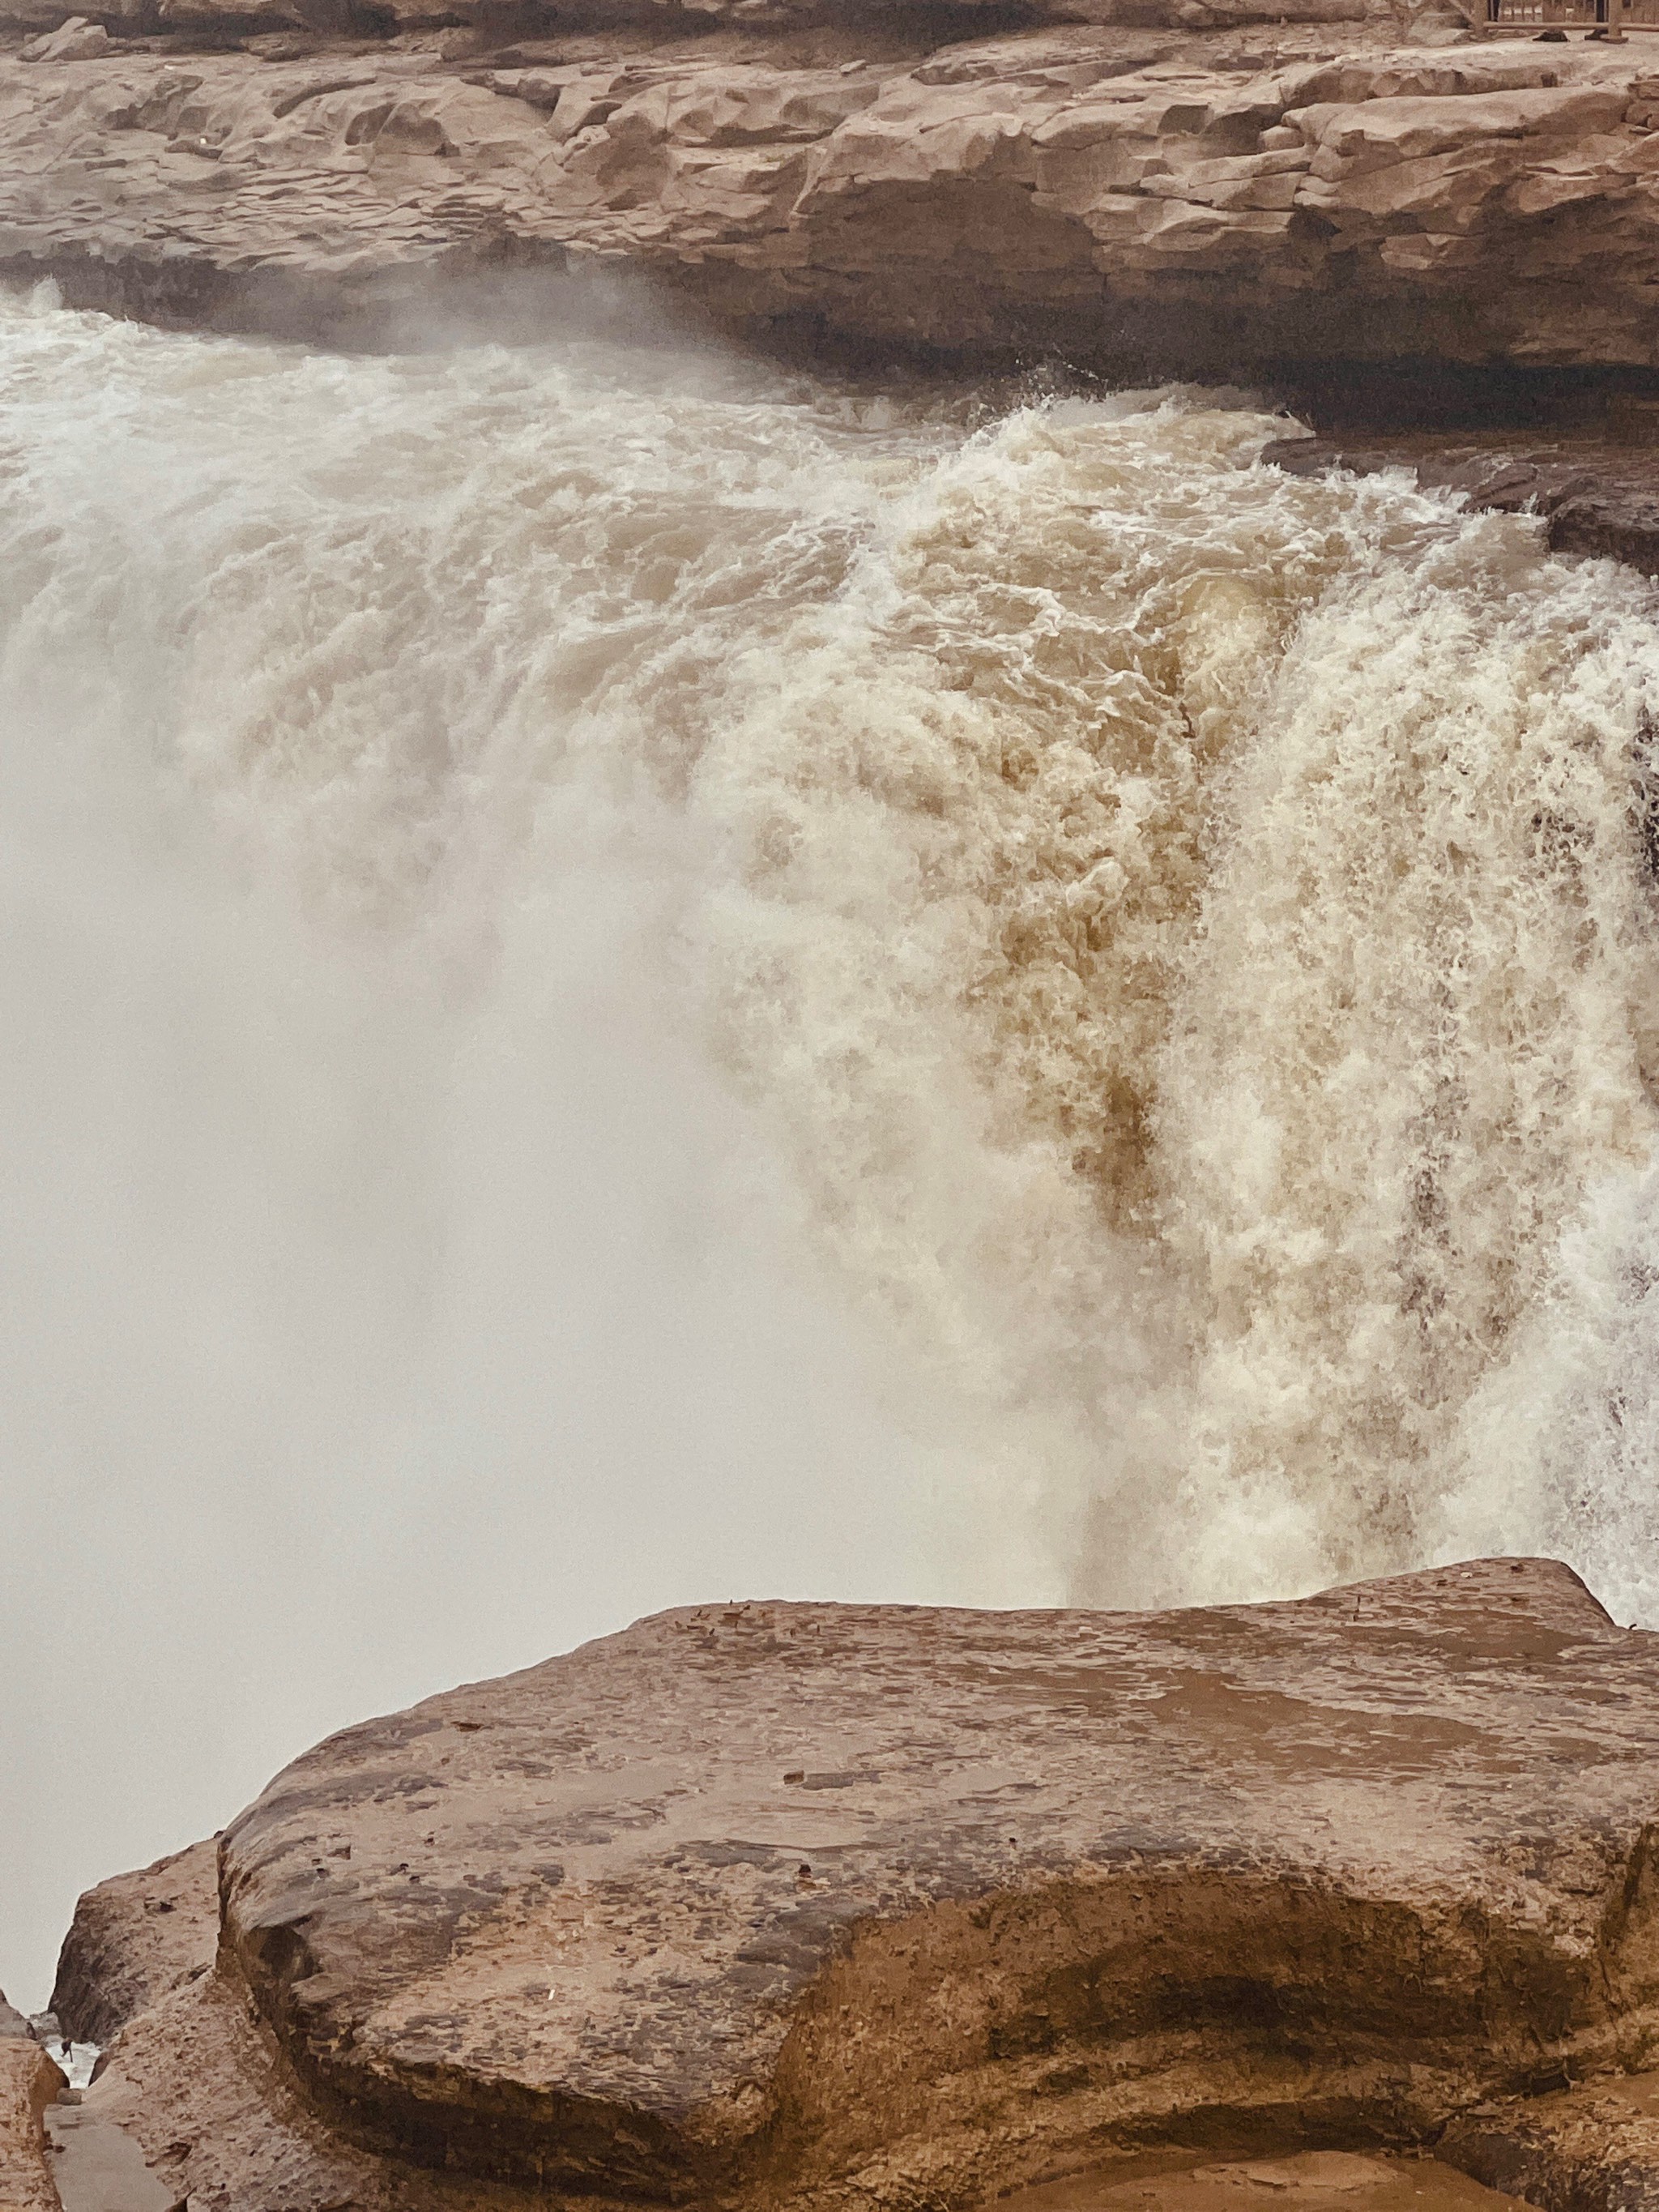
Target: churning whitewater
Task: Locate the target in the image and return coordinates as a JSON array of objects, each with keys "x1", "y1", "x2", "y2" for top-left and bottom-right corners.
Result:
[{"x1": 6, "y1": 272, "x2": 1659, "y2": 1677}]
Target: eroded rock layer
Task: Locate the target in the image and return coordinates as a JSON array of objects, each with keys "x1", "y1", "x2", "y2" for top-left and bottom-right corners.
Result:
[
  {"x1": 0, "y1": 2019, "x2": 64, "y2": 2212},
  {"x1": 6, "y1": 11, "x2": 1659, "y2": 369}
]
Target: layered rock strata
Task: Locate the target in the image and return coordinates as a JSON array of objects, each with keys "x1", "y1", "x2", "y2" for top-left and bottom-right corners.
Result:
[
  {"x1": 7, "y1": 10, "x2": 1659, "y2": 369},
  {"x1": 47, "y1": 1559, "x2": 1659, "y2": 2212},
  {"x1": 1441, "y1": 2075, "x2": 1659, "y2": 2210},
  {"x1": 997, "y1": 2149, "x2": 1530, "y2": 2207}
]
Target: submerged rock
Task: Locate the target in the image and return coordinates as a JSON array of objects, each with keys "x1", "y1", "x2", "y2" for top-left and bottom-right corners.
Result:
[
  {"x1": 54, "y1": 1558, "x2": 1659, "y2": 2211},
  {"x1": 1262, "y1": 432, "x2": 1659, "y2": 573}
]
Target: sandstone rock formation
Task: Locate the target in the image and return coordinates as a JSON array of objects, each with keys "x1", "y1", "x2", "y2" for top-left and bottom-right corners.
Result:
[
  {"x1": 44, "y1": 1559, "x2": 1659, "y2": 2212},
  {"x1": 6, "y1": 2, "x2": 1659, "y2": 372},
  {"x1": 1000, "y1": 2149, "x2": 1529, "y2": 2207},
  {"x1": 0, "y1": 2001, "x2": 64, "y2": 2212},
  {"x1": 49, "y1": 1837, "x2": 219, "y2": 2051},
  {"x1": 1441, "y1": 2076, "x2": 1659, "y2": 2210}
]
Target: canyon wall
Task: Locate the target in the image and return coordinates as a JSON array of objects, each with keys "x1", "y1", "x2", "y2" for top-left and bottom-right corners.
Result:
[{"x1": 6, "y1": 0, "x2": 1659, "y2": 371}]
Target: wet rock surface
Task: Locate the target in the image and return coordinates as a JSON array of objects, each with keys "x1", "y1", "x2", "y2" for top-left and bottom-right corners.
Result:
[
  {"x1": 9, "y1": 15, "x2": 1659, "y2": 372},
  {"x1": 184, "y1": 1560, "x2": 1659, "y2": 2206},
  {"x1": 1263, "y1": 428, "x2": 1659, "y2": 572},
  {"x1": 43, "y1": 2096, "x2": 183, "y2": 2212}
]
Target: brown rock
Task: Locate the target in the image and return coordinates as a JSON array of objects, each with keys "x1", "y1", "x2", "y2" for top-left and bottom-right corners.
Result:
[
  {"x1": 8, "y1": 24, "x2": 1659, "y2": 369},
  {"x1": 0, "y1": 2035, "x2": 65, "y2": 2212},
  {"x1": 83, "y1": 1974, "x2": 1537, "y2": 2212},
  {"x1": 1000, "y1": 2150, "x2": 1531, "y2": 2209},
  {"x1": 18, "y1": 15, "x2": 107, "y2": 58},
  {"x1": 1441, "y1": 2070, "x2": 1659, "y2": 2207},
  {"x1": 191, "y1": 1560, "x2": 1659, "y2": 2208},
  {"x1": 50, "y1": 1838, "x2": 219, "y2": 2050},
  {"x1": 84, "y1": 1963, "x2": 563, "y2": 2212},
  {"x1": 1261, "y1": 429, "x2": 1659, "y2": 574}
]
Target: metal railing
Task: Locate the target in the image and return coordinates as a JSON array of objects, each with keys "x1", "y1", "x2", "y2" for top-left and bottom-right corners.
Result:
[{"x1": 1488, "y1": 0, "x2": 1653, "y2": 32}]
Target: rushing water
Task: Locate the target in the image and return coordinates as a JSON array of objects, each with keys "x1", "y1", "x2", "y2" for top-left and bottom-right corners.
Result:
[{"x1": 4, "y1": 270, "x2": 1659, "y2": 1995}]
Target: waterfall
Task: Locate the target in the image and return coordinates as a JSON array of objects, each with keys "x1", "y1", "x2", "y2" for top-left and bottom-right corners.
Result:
[{"x1": 4, "y1": 271, "x2": 1657, "y2": 1996}]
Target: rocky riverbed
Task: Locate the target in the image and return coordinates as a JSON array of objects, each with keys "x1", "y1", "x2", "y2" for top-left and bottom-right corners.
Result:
[{"x1": 11, "y1": 1561, "x2": 1659, "y2": 2211}]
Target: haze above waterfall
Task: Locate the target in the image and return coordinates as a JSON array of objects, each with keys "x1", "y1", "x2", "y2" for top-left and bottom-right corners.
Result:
[{"x1": 4, "y1": 273, "x2": 1659, "y2": 2004}]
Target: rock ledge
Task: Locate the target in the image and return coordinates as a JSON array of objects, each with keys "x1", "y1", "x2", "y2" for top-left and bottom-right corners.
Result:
[
  {"x1": 194, "y1": 1561, "x2": 1659, "y2": 2203},
  {"x1": 49, "y1": 1559, "x2": 1659, "y2": 2212},
  {"x1": 9, "y1": 13, "x2": 1659, "y2": 371}
]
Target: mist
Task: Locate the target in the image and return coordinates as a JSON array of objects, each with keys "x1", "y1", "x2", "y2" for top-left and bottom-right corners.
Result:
[
  {"x1": 0, "y1": 281, "x2": 1051, "y2": 2006},
  {"x1": 0, "y1": 779, "x2": 1006, "y2": 2005},
  {"x1": 8, "y1": 268, "x2": 1659, "y2": 2006}
]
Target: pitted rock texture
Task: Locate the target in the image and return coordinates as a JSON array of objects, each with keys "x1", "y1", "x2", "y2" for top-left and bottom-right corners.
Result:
[
  {"x1": 86, "y1": 1962, "x2": 586, "y2": 2212},
  {"x1": 1442, "y1": 2071, "x2": 1659, "y2": 2209},
  {"x1": 9, "y1": 23, "x2": 1659, "y2": 369},
  {"x1": 211, "y1": 1561, "x2": 1659, "y2": 2207},
  {"x1": 51, "y1": 1836, "x2": 220, "y2": 2048}
]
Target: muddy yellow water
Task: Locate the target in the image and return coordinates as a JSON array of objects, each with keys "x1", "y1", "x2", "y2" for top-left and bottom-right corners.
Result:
[{"x1": 11, "y1": 271, "x2": 1659, "y2": 1997}]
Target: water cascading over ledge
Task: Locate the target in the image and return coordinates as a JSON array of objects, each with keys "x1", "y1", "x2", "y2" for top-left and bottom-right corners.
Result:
[
  {"x1": 6, "y1": 288, "x2": 1659, "y2": 1626},
  {"x1": 11, "y1": 254, "x2": 1659, "y2": 2182}
]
